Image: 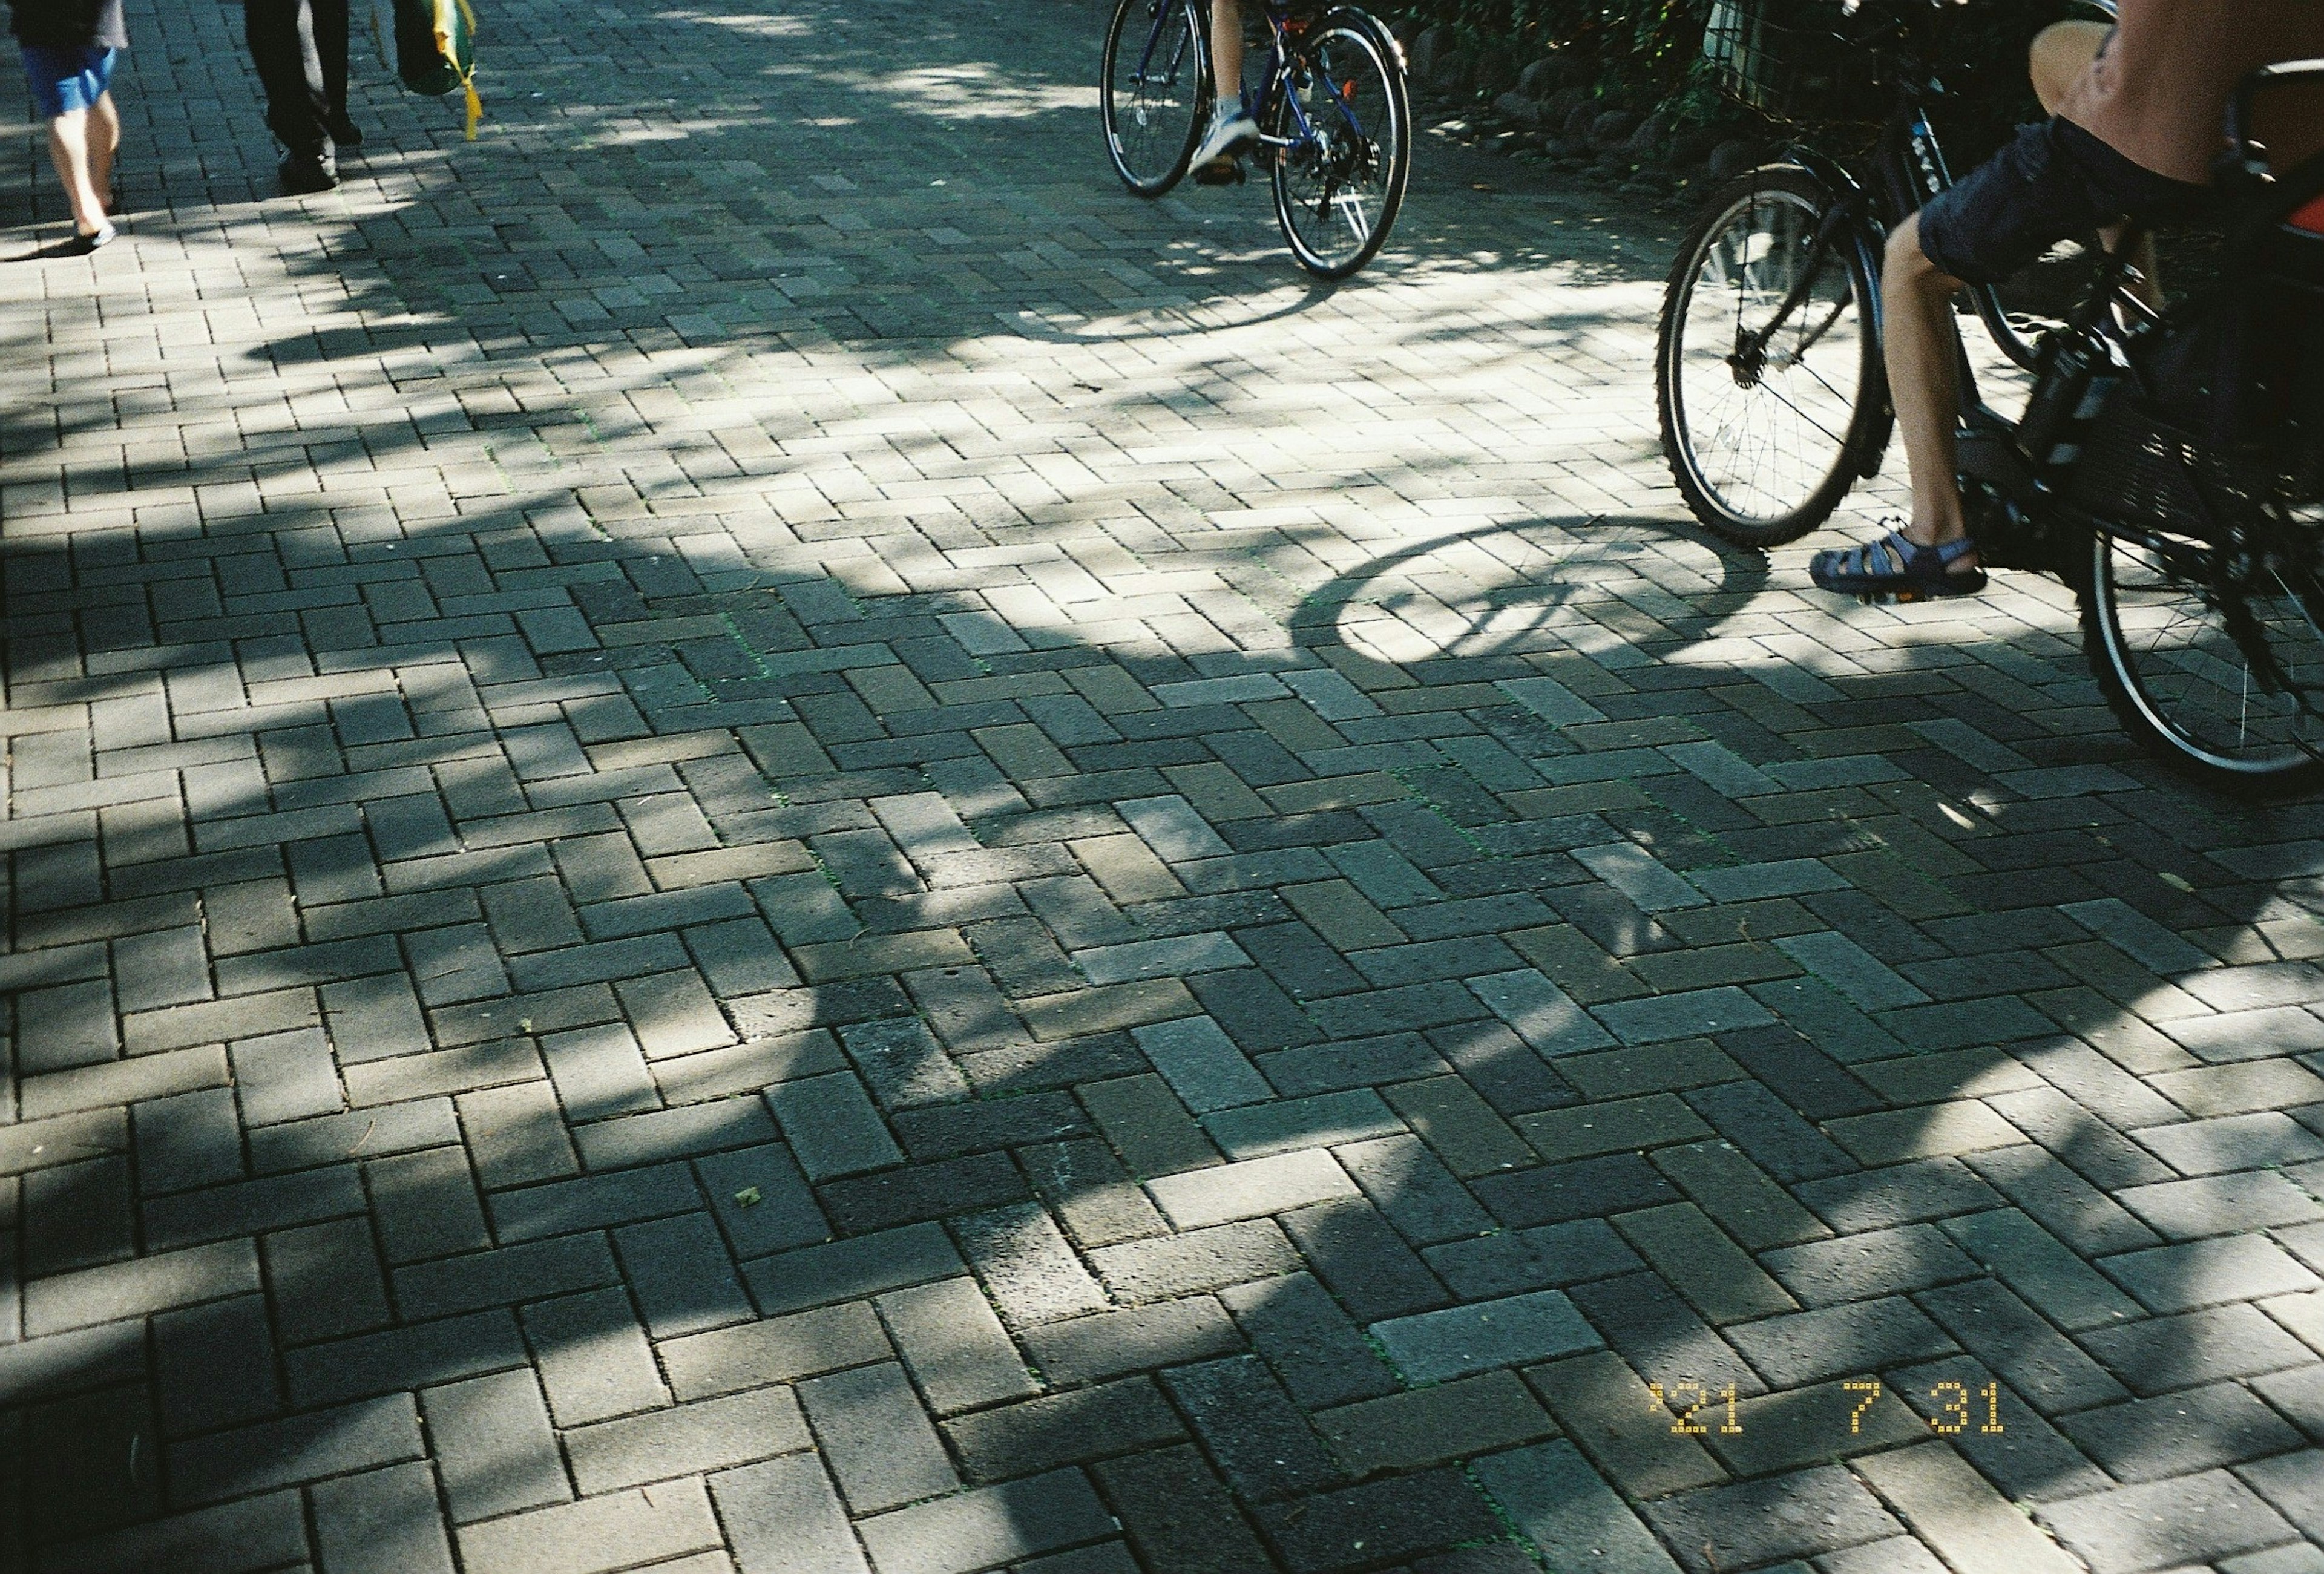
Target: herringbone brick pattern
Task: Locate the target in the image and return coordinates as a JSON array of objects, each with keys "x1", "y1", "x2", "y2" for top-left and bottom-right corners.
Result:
[{"x1": 5, "y1": 0, "x2": 2324, "y2": 1570}]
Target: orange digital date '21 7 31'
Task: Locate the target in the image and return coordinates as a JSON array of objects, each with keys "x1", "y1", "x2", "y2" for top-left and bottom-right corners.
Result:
[{"x1": 1646, "y1": 1379, "x2": 2004, "y2": 1435}]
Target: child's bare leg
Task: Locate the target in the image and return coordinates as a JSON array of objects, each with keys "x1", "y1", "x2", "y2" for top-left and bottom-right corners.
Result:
[
  {"x1": 89, "y1": 91, "x2": 119, "y2": 209},
  {"x1": 45, "y1": 108, "x2": 107, "y2": 233}
]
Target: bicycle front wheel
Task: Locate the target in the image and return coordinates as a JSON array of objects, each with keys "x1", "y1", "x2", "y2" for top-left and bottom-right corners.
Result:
[
  {"x1": 1657, "y1": 167, "x2": 1885, "y2": 548},
  {"x1": 1267, "y1": 13, "x2": 1410, "y2": 280},
  {"x1": 2080, "y1": 527, "x2": 2324, "y2": 793},
  {"x1": 1103, "y1": 0, "x2": 1207, "y2": 197}
]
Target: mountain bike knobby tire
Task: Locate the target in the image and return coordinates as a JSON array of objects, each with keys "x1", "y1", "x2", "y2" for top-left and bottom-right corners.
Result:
[
  {"x1": 2076, "y1": 526, "x2": 2324, "y2": 795},
  {"x1": 1656, "y1": 166, "x2": 1889, "y2": 549}
]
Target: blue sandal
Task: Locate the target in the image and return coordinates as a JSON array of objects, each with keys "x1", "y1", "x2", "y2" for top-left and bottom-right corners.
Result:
[{"x1": 1809, "y1": 527, "x2": 1987, "y2": 600}]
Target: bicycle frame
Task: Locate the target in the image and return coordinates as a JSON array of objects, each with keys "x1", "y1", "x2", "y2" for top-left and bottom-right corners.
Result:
[{"x1": 1126, "y1": 1, "x2": 1371, "y2": 162}]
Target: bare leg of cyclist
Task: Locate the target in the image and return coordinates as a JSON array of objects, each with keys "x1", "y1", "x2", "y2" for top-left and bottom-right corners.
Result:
[
  {"x1": 1210, "y1": 0, "x2": 1242, "y2": 112},
  {"x1": 1883, "y1": 214, "x2": 1980, "y2": 569},
  {"x1": 1192, "y1": 0, "x2": 1255, "y2": 174}
]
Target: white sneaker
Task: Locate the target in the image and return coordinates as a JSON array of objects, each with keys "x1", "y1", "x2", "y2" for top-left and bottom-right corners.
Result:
[{"x1": 1190, "y1": 102, "x2": 1259, "y2": 169}]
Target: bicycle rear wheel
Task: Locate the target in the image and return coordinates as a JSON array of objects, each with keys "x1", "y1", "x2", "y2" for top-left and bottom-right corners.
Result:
[
  {"x1": 1656, "y1": 167, "x2": 1885, "y2": 548},
  {"x1": 1103, "y1": 0, "x2": 1207, "y2": 197},
  {"x1": 1267, "y1": 13, "x2": 1409, "y2": 280},
  {"x1": 2080, "y1": 527, "x2": 2324, "y2": 793}
]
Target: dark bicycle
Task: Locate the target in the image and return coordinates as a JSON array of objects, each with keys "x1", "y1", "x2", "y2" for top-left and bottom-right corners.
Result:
[
  {"x1": 1655, "y1": 0, "x2": 2324, "y2": 790},
  {"x1": 1100, "y1": 0, "x2": 1412, "y2": 279}
]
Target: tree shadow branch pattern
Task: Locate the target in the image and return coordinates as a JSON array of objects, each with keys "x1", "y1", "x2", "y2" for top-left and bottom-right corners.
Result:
[{"x1": 5, "y1": 0, "x2": 2324, "y2": 1572}]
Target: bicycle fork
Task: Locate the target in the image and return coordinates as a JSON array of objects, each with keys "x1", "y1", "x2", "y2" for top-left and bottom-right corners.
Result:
[{"x1": 1725, "y1": 185, "x2": 1865, "y2": 387}]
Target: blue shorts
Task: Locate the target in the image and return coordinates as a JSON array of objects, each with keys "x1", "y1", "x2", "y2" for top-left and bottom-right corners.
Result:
[
  {"x1": 21, "y1": 44, "x2": 116, "y2": 120},
  {"x1": 1919, "y1": 118, "x2": 2211, "y2": 286}
]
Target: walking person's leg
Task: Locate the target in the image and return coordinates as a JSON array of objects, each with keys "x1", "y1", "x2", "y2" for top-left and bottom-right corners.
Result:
[
  {"x1": 89, "y1": 90, "x2": 119, "y2": 212},
  {"x1": 313, "y1": 0, "x2": 359, "y2": 146},
  {"x1": 23, "y1": 45, "x2": 117, "y2": 246},
  {"x1": 245, "y1": 0, "x2": 338, "y2": 190},
  {"x1": 45, "y1": 107, "x2": 110, "y2": 238}
]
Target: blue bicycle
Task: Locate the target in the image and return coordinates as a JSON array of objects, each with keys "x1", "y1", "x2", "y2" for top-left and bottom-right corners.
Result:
[{"x1": 1101, "y1": 0, "x2": 1411, "y2": 278}]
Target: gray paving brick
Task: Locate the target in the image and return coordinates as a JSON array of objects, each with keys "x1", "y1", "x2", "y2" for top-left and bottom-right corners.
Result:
[
  {"x1": 523, "y1": 1287, "x2": 671, "y2": 1425},
  {"x1": 661, "y1": 1302, "x2": 892, "y2": 1402},
  {"x1": 2081, "y1": 1303, "x2": 2317, "y2": 1395},
  {"x1": 452, "y1": 1479, "x2": 724, "y2": 1574},
  {"x1": 31, "y1": 1492, "x2": 309, "y2": 1574},
  {"x1": 1203, "y1": 1090, "x2": 1404, "y2": 1161},
  {"x1": 1132, "y1": 1015, "x2": 1272, "y2": 1112},
  {"x1": 2057, "y1": 1380, "x2": 2304, "y2": 1483},
  {"x1": 1940, "y1": 1208, "x2": 2154, "y2": 1328},
  {"x1": 769, "y1": 1071, "x2": 907, "y2": 1179},
  {"x1": 459, "y1": 1080, "x2": 582, "y2": 1187},
  {"x1": 24, "y1": 1239, "x2": 258, "y2": 1337},
  {"x1": 712, "y1": 1454, "x2": 872, "y2": 1574},
  {"x1": 490, "y1": 1161, "x2": 701, "y2": 1242},
  {"x1": 1370, "y1": 1288, "x2": 1602, "y2": 1384},
  {"x1": 615, "y1": 1210, "x2": 754, "y2": 1337},
  {"x1": 155, "y1": 1294, "x2": 280, "y2": 1438},
  {"x1": 2118, "y1": 1170, "x2": 2324, "y2": 1241},
  {"x1": 1147, "y1": 1149, "x2": 1357, "y2": 1231},
  {"x1": 540, "y1": 1021, "x2": 659, "y2": 1121},
  {"x1": 1761, "y1": 1222, "x2": 1981, "y2": 1307},
  {"x1": 801, "y1": 1361, "x2": 959, "y2": 1513},
  {"x1": 2038, "y1": 1471, "x2": 2296, "y2": 1574},
  {"x1": 422, "y1": 1369, "x2": 570, "y2": 1521},
  {"x1": 945, "y1": 1375, "x2": 1187, "y2": 1483},
  {"x1": 168, "y1": 1394, "x2": 424, "y2": 1505},
  {"x1": 1160, "y1": 1354, "x2": 1339, "y2": 1503},
  {"x1": 229, "y1": 1027, "x2": 344, "y2": 1126},
  {"x1": 1914, "y1": 1278, "x2": 2128, "y2": 1412},
  {"x1": 855, "y1": 1468, "x2": 1115, "y2": 1574},
  {"x1": 1474, "y1": 1438, "x2": 1681, "y2": 1574},
  {"x1": 1315, "y1": 1369, "x2": 1553, "y2": 1477},
  {"x1": 880, "y1": 1275, "x2": 1037, "y2": 1414},
  {"x1": 1641, "y1": 1464, "x2": 1903, "y2": 1574},
  {"x1": 1523, "y1": 1349, "x2": 1727, "y2": 1501},
  {"x1": 311, "y1": 1462, "x2": 457, "y2": 1574},
  {"x1": 570, "y1": 1384, "x2": 810, "y2": 1494},
  {"x1": 2102, "y1": 1232, "x2": 2322, "y2": 1314}
]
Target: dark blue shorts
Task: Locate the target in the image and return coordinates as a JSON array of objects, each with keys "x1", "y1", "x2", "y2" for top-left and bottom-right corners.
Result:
[
  {"x1": 20, "y1": 43, "x2": 116, "y2": 120},
  {"x1": 1918, "y1": 118, "x2": 2211, "y2": 285}
]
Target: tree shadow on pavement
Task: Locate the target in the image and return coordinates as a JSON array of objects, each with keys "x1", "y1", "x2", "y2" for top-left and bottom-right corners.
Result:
[{"x1": 7, "y1": 0, "x2": 2324, "y2": 1570}]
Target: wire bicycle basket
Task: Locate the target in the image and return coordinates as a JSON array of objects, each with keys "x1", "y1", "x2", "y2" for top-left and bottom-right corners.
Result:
[{"x1": 1702, "y1": 0, "x2": 1880, "y2": 126}]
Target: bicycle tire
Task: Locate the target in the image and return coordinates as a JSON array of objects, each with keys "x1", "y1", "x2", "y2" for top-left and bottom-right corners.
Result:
[
  {"x1": 1103, "y1": 0, "x2": 1208, "y2": 197},
  {"x1": 1656, "y1": 166, "x2": 1887, "y2": 549},
  {"x1": 2078, "y1": 525, "x2": 2324, "y2": 794},
  {"x1": 1266, "y1": 11, "x2": 1409, "y2": 280}
]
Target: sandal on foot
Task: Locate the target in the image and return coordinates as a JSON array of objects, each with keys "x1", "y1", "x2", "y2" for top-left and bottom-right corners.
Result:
[{"x1": 1809, "y1": 527, "x2": 1986, "y2": 600}]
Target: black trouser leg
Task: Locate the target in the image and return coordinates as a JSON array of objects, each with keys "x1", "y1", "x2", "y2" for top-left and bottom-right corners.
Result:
[
  {"x1": 244, "y1": 0, "x2": 332, "y2": 159},
  {"x1": 312, "y1": 0, "x2": 350, "y2": 121}
]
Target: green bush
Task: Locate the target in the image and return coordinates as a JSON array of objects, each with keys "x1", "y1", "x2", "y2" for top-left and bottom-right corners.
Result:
[{"x1": 1396, "y1": 0, "x2": 2080, "y2": 160}]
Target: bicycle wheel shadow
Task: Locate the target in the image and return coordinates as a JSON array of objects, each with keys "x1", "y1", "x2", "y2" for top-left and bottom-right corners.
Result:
[{"x1": 9, "y1": 0, "x2": 2324, "y2": 1570}]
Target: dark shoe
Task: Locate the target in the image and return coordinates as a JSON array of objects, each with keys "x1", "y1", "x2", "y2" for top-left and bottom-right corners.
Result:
[
  {"x1": 280, "y1": 152, "x2": 338, "y2": 195},
  {"x1": 327, "y1": 111, "x2": 362, "y2": 149},
  {"x1": 1809, "y1": 525, "x2": 1987, "y2": 602},
  {"x1": 68, "y1": 223, "x2": 116, "y2": 254}
]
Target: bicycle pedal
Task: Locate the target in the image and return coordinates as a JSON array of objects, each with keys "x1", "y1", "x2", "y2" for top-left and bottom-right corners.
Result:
[{"x1": 1191, "y1": 156, "x2": 1245, "y2": 186}]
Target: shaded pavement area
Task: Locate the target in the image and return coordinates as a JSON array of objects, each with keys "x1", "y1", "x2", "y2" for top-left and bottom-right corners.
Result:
[{"x1": 6, "y1": 1, "x2": 2324, "y2": 1571}]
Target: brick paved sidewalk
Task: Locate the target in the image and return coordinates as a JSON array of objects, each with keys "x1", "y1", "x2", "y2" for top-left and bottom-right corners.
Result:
[{"x1": 5, "y1": 1, "x2": 2324, "y2": 1571}]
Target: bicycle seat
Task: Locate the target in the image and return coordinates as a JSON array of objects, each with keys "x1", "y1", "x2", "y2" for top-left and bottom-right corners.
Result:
[{"x1": 2224, "y1": 59, "x2": 2324, "y2": 240}]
